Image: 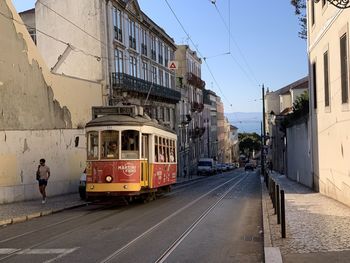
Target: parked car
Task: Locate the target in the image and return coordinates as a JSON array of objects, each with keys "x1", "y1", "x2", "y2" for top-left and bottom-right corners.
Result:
[
  {"x1": 79, "y1": 169, "x2": 87, "y2": 200},
  {"x1": 227, "y1": 163, "x2": 235, "y2": 170},
  {"x1": 217, "y1": 163, "x2": 228, "y2": 172},
  {"x1": 197, "y1": 158, "x2": 216, "y2": 175},
  {"x1": 244, "y1": 163, "x2": 255, "y2": 171}
]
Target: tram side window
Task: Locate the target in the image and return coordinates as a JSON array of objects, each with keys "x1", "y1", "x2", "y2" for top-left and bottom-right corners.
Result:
[
  {"x1": 170, "y1": 140, "x2": 175, "y2": 163},
  {"x1": 121, "y1": 130, "x2": 139, "y2": 159},
  {"x1": 101, "y1": 130, "x2": 119, "y2": 159},
  {"x1": 154, "y1": 136, "x2": 159, "y2": 162},
  {"x1": 87, "y1": 131, "x2": 99, "y2": 160}
]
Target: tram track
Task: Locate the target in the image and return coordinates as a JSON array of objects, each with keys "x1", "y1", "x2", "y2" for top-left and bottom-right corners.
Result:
[
  {"x1": 99, "y1": 173, "x2": 249, "y2": 263},
  {"x1": 155, "y1": 174, "x2": 249, "y2": 263},
  {"x1": 0, "y1": 203, "x2": 131, "y2": 262}
]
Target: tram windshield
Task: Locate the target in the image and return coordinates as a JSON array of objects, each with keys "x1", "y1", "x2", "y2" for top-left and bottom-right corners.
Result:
[
  {"x1": 101, "y1": 130, "x2": 119, "y2": 159},
  {"x1": 121, "y1": 130, "x2": 139, "y2": 159}
]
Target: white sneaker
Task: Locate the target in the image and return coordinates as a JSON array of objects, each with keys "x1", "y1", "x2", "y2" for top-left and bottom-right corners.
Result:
[{"x1": 42, "y1": 199, "x2": 46, "y2": 204}]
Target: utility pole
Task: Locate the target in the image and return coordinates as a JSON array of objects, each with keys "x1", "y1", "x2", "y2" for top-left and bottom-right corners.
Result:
[{"x1": 262, "y1": 84, "x2": 266, "y2": 181}]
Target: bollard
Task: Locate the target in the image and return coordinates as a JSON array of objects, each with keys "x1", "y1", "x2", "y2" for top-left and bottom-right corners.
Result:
[
  {"x1": 272, "y1": 180, "x2": 276, "y2": 210},
  {"x1": 276, "y1": 184, "x2": 280, "y2": 224},
  {"x1": 281, "y1": 189, "x2": 286, "y2": 238}
]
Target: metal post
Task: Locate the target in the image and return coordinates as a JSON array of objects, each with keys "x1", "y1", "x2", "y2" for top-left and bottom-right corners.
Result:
[
  {"x1": 281, "y1": 189, "x2": 286, "y2": 238},
  {"x1": 276, "y1": 184, "x2": 280, "y2": 224},
  {"x1": 261, "y1": 85, "x2": 266, "y2": 184}
]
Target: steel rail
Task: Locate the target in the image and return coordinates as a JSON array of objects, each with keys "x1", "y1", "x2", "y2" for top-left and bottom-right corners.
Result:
[
  {"x1": 155, "y1": 174, "x2": 249, "y2": 263},
  {"x1": 99, "y1": 173, "x2": 247, "y2": 263}
]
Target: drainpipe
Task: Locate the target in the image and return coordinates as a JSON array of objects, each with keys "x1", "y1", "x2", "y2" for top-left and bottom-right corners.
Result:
[{"x1": 104, "y1": 0, "x2": 112, "y2": 106}]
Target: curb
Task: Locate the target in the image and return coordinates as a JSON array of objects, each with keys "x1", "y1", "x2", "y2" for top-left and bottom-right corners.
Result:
[
  {"x1": 0, "y1": 202, "x2": 88, "y2": 227},
  {"x1": 261, "y1": 176, "x2": 283, "y2": 263}
]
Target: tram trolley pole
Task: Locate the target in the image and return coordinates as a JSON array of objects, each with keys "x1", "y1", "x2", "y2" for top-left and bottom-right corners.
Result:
[{"x1": 281, "y1": 189, "x2": 286, "y2": 238}]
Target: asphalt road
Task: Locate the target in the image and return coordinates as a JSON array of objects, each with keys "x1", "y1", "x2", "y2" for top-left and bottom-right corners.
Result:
[{"x1": 0, "y1": 169, "x2": 263, "y2": 263}]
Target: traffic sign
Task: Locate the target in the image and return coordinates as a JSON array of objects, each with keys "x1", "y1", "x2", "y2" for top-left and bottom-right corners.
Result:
[{"x1": 168, "y1": 61, "x2": 178, "y2": 70}]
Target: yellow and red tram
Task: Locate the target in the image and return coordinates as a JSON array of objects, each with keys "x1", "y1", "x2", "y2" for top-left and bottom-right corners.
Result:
[{"x1": 85, "y1": 106, "x2": 177, "y2": 200}]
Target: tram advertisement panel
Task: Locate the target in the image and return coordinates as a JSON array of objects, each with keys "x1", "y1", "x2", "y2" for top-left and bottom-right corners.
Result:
[
  {"x1": 91, "y1": 161, "x2": 140, "y2": 183},
  {"x1": 152, "y1": 163, "x2": 177, "y2": 187}
]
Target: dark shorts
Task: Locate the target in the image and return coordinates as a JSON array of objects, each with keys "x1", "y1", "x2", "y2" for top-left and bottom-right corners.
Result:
[{"x1": 38, "y1": 179, "x2": 48, "y2": 186}]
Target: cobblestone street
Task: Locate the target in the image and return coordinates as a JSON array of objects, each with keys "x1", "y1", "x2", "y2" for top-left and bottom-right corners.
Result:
[{"x1": 265, "y1": 172, "x2": 350, "y2": 261}]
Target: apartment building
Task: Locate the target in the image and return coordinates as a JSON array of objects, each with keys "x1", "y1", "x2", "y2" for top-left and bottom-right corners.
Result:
[
  {"x1": 308, "y1": 2, "x2": 350, "y2": 205},
  {"x1": 20, "y1": 0, "x2": 180, "y2": 130},
  {"x1": 175, "y1": 45, "x2": 206, "y2": 175}
]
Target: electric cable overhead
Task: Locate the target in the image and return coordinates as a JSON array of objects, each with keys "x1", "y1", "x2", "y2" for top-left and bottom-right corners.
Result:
[
  {"x1": 0, "y1": 10, "x2": 105, "y2": 62},
  {"x1": 211, "y1": 1, "x2": 260, "y2": 88},
  {"x1": 164, "y1": 0, "x2": 233, "y2": 107},
  {"x1": 37, "y1": 0, "x2": 107, "y2": 47}
]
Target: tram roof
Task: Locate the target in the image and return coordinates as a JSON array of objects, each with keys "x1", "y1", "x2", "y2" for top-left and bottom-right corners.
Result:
[{"x1": 85, "y1": 114, "x2": 175, "y2": 134}]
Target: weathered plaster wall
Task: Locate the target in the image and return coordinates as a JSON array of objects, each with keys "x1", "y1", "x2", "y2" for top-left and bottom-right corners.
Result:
[
  {"x1": 0, "y1": 130, "x2": 86, "y2": 203},
  {"x1": 0, "y1": 1, "x2": 103, "y2": 202}
]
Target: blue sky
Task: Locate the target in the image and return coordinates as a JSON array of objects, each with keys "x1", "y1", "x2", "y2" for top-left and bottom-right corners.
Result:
[{"x1": 12, "y1": 0, "x2": 308, "y2": 113}]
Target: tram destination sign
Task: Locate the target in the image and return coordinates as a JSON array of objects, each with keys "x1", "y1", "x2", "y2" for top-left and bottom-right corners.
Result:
[{"x1": 92, "y1": 106, "x2": 138, "y2": 118}]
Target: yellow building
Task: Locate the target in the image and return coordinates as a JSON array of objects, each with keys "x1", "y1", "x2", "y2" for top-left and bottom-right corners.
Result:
[{"x1": 308, "y1": 1, "x2": 350, "y2": 205}]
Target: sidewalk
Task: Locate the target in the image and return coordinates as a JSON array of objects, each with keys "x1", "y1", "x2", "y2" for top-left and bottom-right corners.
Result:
[
  {"x1": 0, "y1": 175, "x2": 204, "y2": 227},
  {"x1": 262, "y1": 171, "x2": 350, "y2": 263}
]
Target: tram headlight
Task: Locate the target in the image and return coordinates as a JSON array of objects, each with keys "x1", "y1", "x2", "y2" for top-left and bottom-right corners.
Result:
[{"x1": 105, "y1": 175, "x2": 113, "y2": 183}]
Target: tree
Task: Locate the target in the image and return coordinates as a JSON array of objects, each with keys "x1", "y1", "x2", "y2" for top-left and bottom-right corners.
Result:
[
  {"x1": 238, "y1": 132, "x2": 261, "y2": 159},
  {"x1": 290, "y1": 0, "x2": 307, "y2": 40}
]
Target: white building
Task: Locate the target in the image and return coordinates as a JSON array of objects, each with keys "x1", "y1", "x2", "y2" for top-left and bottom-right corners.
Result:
[{"x1": 308, "y1": 1, "x2": 350, "y2": 205}]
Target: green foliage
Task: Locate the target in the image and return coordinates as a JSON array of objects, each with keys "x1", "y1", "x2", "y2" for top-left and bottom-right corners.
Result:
[
  {"x1": 281, "y1": 91, "x2": 309, "y2": 130},
  {"x1": 238, "y1": 132, "x2": 261, "y2": 157},
  {"x1": 290, "y1": 0, "x2": 307, "y2": 40}
]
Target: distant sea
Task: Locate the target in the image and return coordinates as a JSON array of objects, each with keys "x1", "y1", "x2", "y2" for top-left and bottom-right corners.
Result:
[{"x1": 225, "y1": 112, "x2": 262, "y2": 134}]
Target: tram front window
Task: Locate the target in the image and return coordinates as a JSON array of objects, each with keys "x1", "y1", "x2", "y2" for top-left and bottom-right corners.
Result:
[
  {"x1": 87, "y1": 131, "x2": 99, "y2": 160},
  {"x1": 121, "y1": 130, "x2": 139, "y2": 159},
  {"x1": 101, "y1": 130, "x2": 119, "y2": 159}
]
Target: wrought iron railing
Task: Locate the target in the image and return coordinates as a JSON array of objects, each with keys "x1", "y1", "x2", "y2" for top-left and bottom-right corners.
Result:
[{"x1": 111, "y1": 72, "x2": 181, "y2": 102}]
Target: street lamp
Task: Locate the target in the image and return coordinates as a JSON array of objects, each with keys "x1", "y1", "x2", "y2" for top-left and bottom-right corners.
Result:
[{"x1": 315, "y1": 0, "x2": 350, "y2": 9}]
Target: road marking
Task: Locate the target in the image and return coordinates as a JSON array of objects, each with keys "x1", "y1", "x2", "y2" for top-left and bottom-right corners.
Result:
[{"x1": 0, "y1": 247, "x2": 78, "y2": 262}]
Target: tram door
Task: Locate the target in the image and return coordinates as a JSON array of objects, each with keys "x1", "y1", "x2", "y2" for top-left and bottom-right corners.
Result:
[{"x1": 141, "y1": 134, "x2": 149, "y2": 187}]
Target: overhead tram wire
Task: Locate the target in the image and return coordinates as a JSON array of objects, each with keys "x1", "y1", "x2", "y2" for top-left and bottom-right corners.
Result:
[
  {"x1": 37, "y1": 0, "x2": 107, "y2": 48},
  {"x1": 164, "y1": 0, "x2": 233, "y2": 108},
  {"x1": 0, "y1": 10, "x2": 106, "y2": 62},
  {"x1": 211, "y1": 1, "x2": 260, "y2": 89}
]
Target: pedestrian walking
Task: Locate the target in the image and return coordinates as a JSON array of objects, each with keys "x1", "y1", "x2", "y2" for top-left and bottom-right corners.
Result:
[{"x1": 37, "y1": 158, "x2": 50, "y2": 204}]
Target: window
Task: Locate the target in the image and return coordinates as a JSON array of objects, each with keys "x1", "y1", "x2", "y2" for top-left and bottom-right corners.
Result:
[
  {"x1": 310, "y1": 0, "x2": 315, "y2": 26},
  {"x1": 142, "y1": 61, "x2": 148, "y2": 81},
  {"x1": 141, "y1": 28, "x2": 148, "y2": 56},
  {"x1": 158, "y1": 69, "x2": 164, "y2": 86},
  {"x1": 121, "y1": 130, "x2": 139, "y2": 159},
  {"x1": 150, "y1": 35, "x2": 156, "y2": 61},
  {"x1": 87, "y1": 131, "x2": 99, "y2": 160},
  {"x1": 165, "y1": 72, "x2": 170, "y2": 88},
  {"x1": 129, "y1": 19, "x2": 136, "y2": 50},
  {"x1": 158, "y1": 41, "x2": 164, "y2": 65},
  {"x1": 115, "y1": 49, "x2": 124, "y2": 73},
  {"x1": 323, "y1": 50, "x2": 330, "y2": 107},
  {"x1": 129, "y1": 56, "x2": 137, "y2": 77},
  {"x1": 28, "y1": 29, "x2": 36, "y2": 44},
  {"x1": 312, "y1": 62, "x2": 317, "y2": 109},
  {"x1": 152, "y1": 66, "x2": 157, "y2": 83},
  {"x1": 164, "y1": 46, "x2": 169, "y2": 67},
  {"x1": 113, "y1": 8, "x2": 123, "y2": 42},
  {"x1": 101, "y1": 130, "x2": 119, "y2": 159},
  {"x1": 340, "y1": 33, "x2": 349, "y2": 104}
]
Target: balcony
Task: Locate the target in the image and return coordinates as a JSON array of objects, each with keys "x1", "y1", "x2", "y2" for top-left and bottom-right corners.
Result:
[
  {"x1": 186, "y1": 72, "x2": 205, "y2": 89},
  {"x1": 111, "y1": 72, "x2": 181, "y2": 102},
  {"x1": 191, "y1": 102, "x2": 204, "y2": 113}
]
